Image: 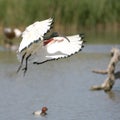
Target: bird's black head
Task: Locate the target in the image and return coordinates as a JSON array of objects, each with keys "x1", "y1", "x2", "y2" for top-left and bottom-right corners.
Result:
[{"x1": 51, "y1": 32, "x2": 59, "y2": 37}]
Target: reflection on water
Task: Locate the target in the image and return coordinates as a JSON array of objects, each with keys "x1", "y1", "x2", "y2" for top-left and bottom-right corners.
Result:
[
  {"x1": 107, "y1": 90, "x2": 120, "y2": 103},
  {"x1": 0, "y1": 45, "x2": 120, "y2": 120}
]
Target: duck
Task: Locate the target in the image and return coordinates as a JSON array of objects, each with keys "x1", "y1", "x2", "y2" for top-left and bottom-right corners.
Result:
[
  {"x1": 33, "y1": 107, "x2": 48, "y2": 116},
  {"x1": 4, "y1": 28, "x2": 22, "y2": 40},
  {"x1": 3, "y1": 28, "x2": 22, "y2": 51}
]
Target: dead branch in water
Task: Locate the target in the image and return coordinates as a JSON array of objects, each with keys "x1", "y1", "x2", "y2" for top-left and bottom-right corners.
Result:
[{"x1": 91, "y1": 48, "x2": 120, "y2": 92}]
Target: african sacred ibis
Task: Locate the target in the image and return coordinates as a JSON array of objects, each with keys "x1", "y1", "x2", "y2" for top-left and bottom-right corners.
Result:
[{"x1": 17, "y1": 18, "x2": 85, "y2": 75}]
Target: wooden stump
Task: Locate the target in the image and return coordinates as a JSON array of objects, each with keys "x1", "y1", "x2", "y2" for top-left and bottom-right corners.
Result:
[{"x1": 91, "y1": 48, "x2": 120, "y2": 92}]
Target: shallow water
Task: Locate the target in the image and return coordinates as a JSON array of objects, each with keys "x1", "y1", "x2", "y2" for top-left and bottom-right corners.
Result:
[{"x1": 0, "y1": 45, "x2": 120, "y2": 120}]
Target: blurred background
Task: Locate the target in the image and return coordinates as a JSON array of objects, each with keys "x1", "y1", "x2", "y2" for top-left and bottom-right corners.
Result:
[
  {"x1": 0, "y1": 1, "x2": 120, "y2": 120},
  {"x1": 0, "y1": 0, "x2": 120, "y2": 46}
]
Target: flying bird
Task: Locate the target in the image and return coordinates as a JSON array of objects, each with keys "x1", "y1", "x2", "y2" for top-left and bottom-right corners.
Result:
[{"x1": 17, "y1": 18, "x2": 85, "y2": 75}]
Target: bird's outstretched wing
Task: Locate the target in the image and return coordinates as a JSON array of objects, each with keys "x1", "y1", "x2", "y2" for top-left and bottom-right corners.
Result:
[
  {"x1": 18, "y1": 18, "x2": 53, "y2": 52},
  {"x1": 29, "y1": 34, "x2": 85, "y2": 64}
]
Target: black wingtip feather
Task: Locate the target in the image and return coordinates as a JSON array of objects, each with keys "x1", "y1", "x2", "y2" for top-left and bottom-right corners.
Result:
[
  {"x1": 43, "y1": 17, "x2": 54, "y2": 37},
  {"x1": 79, "y1": 33, "x2": 85, "y2": 39}
]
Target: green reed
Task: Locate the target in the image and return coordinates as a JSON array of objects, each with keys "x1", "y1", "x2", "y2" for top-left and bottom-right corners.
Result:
[{"x1": 0, "y1": 0, "x2": 120, "y2": 33}]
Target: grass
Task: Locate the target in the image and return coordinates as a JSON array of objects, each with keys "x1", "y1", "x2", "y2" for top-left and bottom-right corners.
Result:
[
  {"x1": 0, "y1": 0, "x2": 120, "y2": 44},
  {"x1": 0, "y1": 0, "x2": 120, "y2": 27}
]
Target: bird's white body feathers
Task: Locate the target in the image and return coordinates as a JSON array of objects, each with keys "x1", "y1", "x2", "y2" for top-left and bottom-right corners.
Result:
[
  {"x1": 47, "y1": 35, "x2": 83, "y2": 54},
  {"x1": 33, "y1": 110, "x2": 42, "y2": 115},
  {"x1": 28, "y1": 34, "x2": 84, "y2": 64},
  {"x1": 14, "y1": 29, "x2": 22, "y2": 38}
]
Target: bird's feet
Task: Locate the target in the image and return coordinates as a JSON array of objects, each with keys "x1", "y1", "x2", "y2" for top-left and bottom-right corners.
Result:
[{"x1": 22, "y1": 67, "x2": 27, "y2": 76}]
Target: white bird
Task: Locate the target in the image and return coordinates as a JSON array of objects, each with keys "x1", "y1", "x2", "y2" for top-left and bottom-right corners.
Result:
[{"x1": 17, "y1": 18, "x2": 85, "y2": 75}]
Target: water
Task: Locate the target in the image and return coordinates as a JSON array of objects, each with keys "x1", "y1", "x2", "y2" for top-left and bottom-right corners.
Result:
[{"x1": 0, "y1": 45, "x2": 120, "y2": 120}]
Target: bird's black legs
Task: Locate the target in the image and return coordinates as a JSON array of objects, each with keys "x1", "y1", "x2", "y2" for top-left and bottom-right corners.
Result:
[
  {"x1": 17, "y1": 52, "x2": 26, "y2": 73},
  {"x1": 22, "y1": 54, "x2": 31, "y2": 76}
]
